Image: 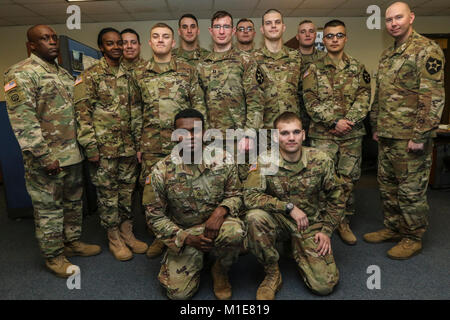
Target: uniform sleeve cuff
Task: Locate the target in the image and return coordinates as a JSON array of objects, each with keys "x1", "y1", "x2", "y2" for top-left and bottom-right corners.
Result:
[
  {"x1": 321, "y1": 224, "x2": 333, "y2": 238},
  {"x1": 85, "y1": 145, "x2": 100, "y2": 159},
  {"x1": 38, "y1": 153, "x2": 56, "y2": 168},
  {"x1": 174, "y1": 229, "x2": 190, "y2": 251}
]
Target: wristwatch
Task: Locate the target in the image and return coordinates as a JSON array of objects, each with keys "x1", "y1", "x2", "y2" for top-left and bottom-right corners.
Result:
[
  {"x1": 330, "y1": 118, "x2": 339, "y2": 130},
  {"x1": 285, "y1": 202, "x2": 294, "y2": 215}
]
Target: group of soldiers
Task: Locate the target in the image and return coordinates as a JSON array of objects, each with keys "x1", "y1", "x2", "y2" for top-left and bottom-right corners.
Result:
[{"x1": 3, "y1": 1, "x2": 445, "y2": 300}]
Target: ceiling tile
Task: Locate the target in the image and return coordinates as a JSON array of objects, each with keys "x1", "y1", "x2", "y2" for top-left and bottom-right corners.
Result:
[
  {"x1": 21, "y1": 3, "x2": 71, "y2": 15},
  {"x1": 412, "y1": 7, "x2": 445, "y2": 15},
  {"x1": 130, "y1": 12, "x2": 176, "y2": 21},
  {"x1": 338, "y1": 0, "x2": 388, "y2": 9},
  {"x1": 0, "y1": 4, "x2": 39, "y2": 17},
  {"x1": 86, "y1": 13, "x2": 134, "y2": 22},
  {"x1": 287, "y1": 8, "x2": 334, "y2": 17},
  {"x1": 327, "y1": 8, "x2": 369, "y2": 17},
  {"x1": 168, "y1": 0, "x2": 213, "y2": 11},
  {"x1": 257, "y1": 0, "x2": 304, "y2": 9},
  {"x1": 77, "y1": 1, "x2": 126, "y2": 14},
  {"x1": 214, "y1": 0, "x2": 259, "y2": 11},
  {"x1": 300, "y1": 0, "x2": 347, "y2": 9},
  {"x1": 170, "y1": 10, "x2": 212, "y2": 20},
  {"x1": 119, "y1": 0, "x2": 168, "y2": 13},
  {"x1": 417, "y1": 0, "x2": 450, "y2": 7},
  {"x1": 13, "y1": 0, "x2": 66, "y2": 3},
  {"x1": 3, "y1": 15, "x2": 52, "y2": 25}
]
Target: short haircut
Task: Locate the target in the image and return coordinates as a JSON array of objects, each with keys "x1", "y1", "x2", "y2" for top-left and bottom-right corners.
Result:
[
  {"x1": 273, "y1": 112, "x2": 302, "y2": 129},
  {"x1": 211, "y1": 10, "x2": 233, "y2": 27},
  {"x1": 150, "y1": 23, "x2": 174, "y2": 36},
  {"x1": 120, "y1": 28, "x2": 140, "y2": 44},
  {"x1": 174, "y1": 108, "x2": 205, "y2": 128},
  {"x1": 324, "y1": 19, "x2": 346, "y2": 30},
  {"x1": 262, "y1": 8, "x2": 283, "y2": 24},
  {"x1": 178, "y1": 13, "x2": 198, "y2": 27},
  {"x1": 237, "y1": 18, "x2": 254, "y2": 27},
  {"x1": 298, "y1": 19, "x2": 314, "y2": 27},
  {"x1": 97, "y1": 27, "x2": 120, "y2": 48}
]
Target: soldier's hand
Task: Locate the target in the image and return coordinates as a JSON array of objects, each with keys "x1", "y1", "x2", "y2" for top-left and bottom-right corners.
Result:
[
  {"x1": 137, "y1": 152, "x2": 142, "y2": 164},
  {"x1": 45, "y1": 160, "x2": 62, "y2": 176},
  {"x1": 407, "y1": 140, "x2": 424, "y2": 153},
  {"x1": 88, "y1": 155, "x2": 100, "y2": 166},
  {"x1": 373, "y1": 131, "x2": 379, "y2": 142},
  {"x1": 314, "y1": 232, "x2": 332, "y2": 256},
  {"x1": 185, "y1": 234, "x2": 213, "y2": 252},
  {"x1": 204, "y1": 206, "x2": 228, "y2": 240},
  {"x1": 290, "y1": 206, "x2": 309, "y2": 232},
  {"x1": 335, "y1": 119, "x2": 354, "y2": 135}
]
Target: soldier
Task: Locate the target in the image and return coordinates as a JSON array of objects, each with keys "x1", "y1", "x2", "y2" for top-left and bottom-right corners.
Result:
[
  {"x1": 172, "y1": 13, "x2": 209, "y2": 67},
  {"x1": 364, "y1": 2, "x2": 445, "y2": 259},
  {"x1": 296, "y1": 20, "x2": 326, "y2": 141},
  {"x1": 253, "y1": 9, "x2": 302, "y2": 129},
  {"x1": 121, "y1": 28, "x2": 146, "y2": 70},
  {"x1": 4, "y1": 25, "x2": 100, "y2": 277},
  {"x1": 74, "y1": 28, "x2": 147, "y2": 261},
  {"x1": 197, "y1": 10, "x2": 265, "y2": 180},
  {"x1": 144, "y1": 109, "x2": 245, "y2": 300},
  {"x1": 235, "y1": 18, "x2": 256, "y2": 52},
  {"x1": 244, "y1": 112, "x2": 345, "y2": 299},
  {"x1": 303, "y1": 20, "x2": 371, "y2": 245},
  {"x1": 133, "y1": 23, "x2": 207, "y2": 258}
]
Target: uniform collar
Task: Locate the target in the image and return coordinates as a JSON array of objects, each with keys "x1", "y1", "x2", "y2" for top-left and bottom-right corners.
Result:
[
  {"x1": 204, "y1": 46, "x2": 236, "y2": 62},
  {"x1": 98, "y1": 56, "x2": 125, "y2": 77},
  {"x1": 388, "y1": 29, "x2": 418, "y2": 57},
  {"x1": 146, "y1": 56, "x2": 177, "y2": 73},
  {"x1": 30, "y1": 53, "x2": 60, "y2": 74},
  {"x1": 278, "y1": 149, "x2": 308, "y2": 174},
  {"x1": 323, "y1": 52, "x2": 351, "y2": 70},
  {"x1": 261, "y1": 45, "x2": 290, "y2": 60},
  {"x1": 171, "y1": 146, "x2": 226, "y2": 175}
]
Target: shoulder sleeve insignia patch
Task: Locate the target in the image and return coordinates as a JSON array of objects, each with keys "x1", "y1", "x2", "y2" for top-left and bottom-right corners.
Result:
[
  {"x1": 363, "y1": 69, "x2": 371, "y2": 84},
  {"x1": 425, "y1": 57, "x2": 443, "y2": 75},
  {"x1": 256, "y1": 67, "x2": 264, "y2": 85}
]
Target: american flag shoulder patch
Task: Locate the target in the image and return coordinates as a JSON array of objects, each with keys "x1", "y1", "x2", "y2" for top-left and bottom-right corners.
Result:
[
  {"x1": 248, "y1": 163, "x2": 258, "y2": 172},
  {"x1": 74, "y1": 76, "x2": 83, "y2": 86},
  {"x1": 145, "y1": 175, "x2": 151, "y2": 185},
  {"x1": 4, "y1": 80, "x2": 17, "y2": 92}
]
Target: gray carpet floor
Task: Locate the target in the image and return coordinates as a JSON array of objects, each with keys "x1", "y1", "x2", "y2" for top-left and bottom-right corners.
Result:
[{"x1": 0, "y1": 170, "x2": 449, "y2": 300}]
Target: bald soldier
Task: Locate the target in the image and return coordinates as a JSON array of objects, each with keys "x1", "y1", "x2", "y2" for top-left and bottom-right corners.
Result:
[
  {"x1": 4, "y1": 25, "x2": 100, "y2": 277},
  {"x1": 365, "y1": 2, "x2": 445, "y2": 259},
  {"x1": 253, "y1": 9, "x2": 303, "y2": 129},
  {"x1": 172, "y1": 13, "x2": 210, "y2": 67}
]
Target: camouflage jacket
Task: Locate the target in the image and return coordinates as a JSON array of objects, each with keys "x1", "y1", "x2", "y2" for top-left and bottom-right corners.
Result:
[
  {"x1": 243, "y1": 147, "x2": 345, "y2": 237},
  {"x1": 143, "y1": 148, "x2": 243, "y2": 253},
  {"x1": 370, "y1": 30, "x2": 445, "y2": 143},
  {"x1": 303, "y1": 53, "x2": 371, "y2": 140},
  {"x1": 253, "y1": 46, "x2": 302, "y2": 128},
  {"x1": 121, "y1": 57, "x2": 147, "y2": 72},
  {"x1": 197, "y1": 47, "x2": 265, "y2": 137},
  {"x1": 4, "y1": 53, "x2": 83, "y2": 168},
  {"x1": 299, "y1": 47, "x2": 326, "y2": 75},
  {"x1": 133, "y1": 56, "x2": 207, "y2": 156},
  {"x1": 73, "y1": 57, "x2": 141, "y2": 159},
  {"x1": 172, "y1": 47, "x2": 210, "y2": 67}
]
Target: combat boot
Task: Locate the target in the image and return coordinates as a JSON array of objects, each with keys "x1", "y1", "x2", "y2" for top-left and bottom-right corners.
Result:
[
  {"x1": 64, "y1": 241, "x2": 102, "y2": 257},
  {"x1": 337, "y1": 219, "x2": 357, "y2": 245},
  {"x1": 146, "y1": 239, "x2": 165, "y2": 259},
  {"x1": 45, "y1": 254, "x2": 80, "y2": 278},
  {"x1": 256, "y1": 263, "x2": 282, "y2": 300},
  {"x1": 387, "y1": 238, "x2": 422, "y2": 260},
  {"x1": 107, "y1": 227, "x2": 133, "y2": 261},
  {"x1": 120, "y1": 220, "x2": 148, "y2": 254},
  {"x1": 211, "y1": 260, "x2": 232, "y2": 300},
  {"x1": 363, "y1": 228, "x2": 402, "y2": 243}
]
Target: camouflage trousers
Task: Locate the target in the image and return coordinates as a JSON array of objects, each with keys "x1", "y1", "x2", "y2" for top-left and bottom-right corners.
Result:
[
  {"x1": 377, "y1": 138, "x2": 432, "y2": 240},
  {"x1": 89, "y1": 156, "x2": 138, "y2": 229},
  {"x1": 245, "y1": 209, "x2": 339, "y2": 296},
  {"x1": 158, "y1": 217, "x2": 245, "y2": 300},
  {"x1": 139, "y1": 153, "x2": 166, "y2": 186},
  {"x1": 310, "y1": 137, "x2": 362, "y2": 217},
  {"x1": 25, "y1": 162, "x2": 83, "y2": 258}
]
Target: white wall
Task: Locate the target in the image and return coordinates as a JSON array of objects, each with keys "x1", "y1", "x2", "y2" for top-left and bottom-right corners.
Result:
[{"x1": 1, "y1": 15, "x2": 450, "y2": 100}]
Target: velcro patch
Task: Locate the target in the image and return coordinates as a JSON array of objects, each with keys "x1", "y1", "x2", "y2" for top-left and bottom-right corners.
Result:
[
  {"x1": 4, "y1": 80, "x2": 17, "y2": 92},
  {"x1": 425, "y1": 57, "x2": 443, "y2": 75},
  {"x1": 248, "y1": 163, "x2": 258, "y2": 173},
  {"x1": 303, "y1": 70, "x2": 310, "y2": 79}
]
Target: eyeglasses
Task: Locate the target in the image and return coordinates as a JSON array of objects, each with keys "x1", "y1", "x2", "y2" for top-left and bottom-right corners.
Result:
[
  {"x1": 212, "y1": 24, "x2": 232, "y2": 30},
  {"x1": 237, "y1": 26, "x2": 253, "y2": 32},
  {"x1": 324, "y1": 32, "x2": 346, "y2": 39}
]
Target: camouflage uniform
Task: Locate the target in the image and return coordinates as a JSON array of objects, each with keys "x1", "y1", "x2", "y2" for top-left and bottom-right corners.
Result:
[
  {"x1": 243, "y1": 148, "x2": 345, "y2": 295},
  {"x1": 197, "y1": 47, "x2": 265, "y2": 181},
  {"x1": 143, "y1": 148, "x2": 244, "y2": 300},
  {"x1": 74, "y1": 57, "x2": 141, "y2": 229},
  {"x1": 370, "y1": 30, "x2": 445, "y2": 240},
  {"x1": 253, "y1": 46, "x2": 302, "y2": 129},
  {"x1": 4, "y1": 53, "x2": 84, "y2": 258},
  {"x1": 298, "y1": 48, "x2": 326, "y2": 141},
  {"x1": 172, "y1": 47, "x2": 209, "y2": 67},
  {"x1": 133, "y1": 56, "x2": 207, "y2": 185},
  {"x1": 303, "y1": 53, "x2": 371, "y2": 217}
]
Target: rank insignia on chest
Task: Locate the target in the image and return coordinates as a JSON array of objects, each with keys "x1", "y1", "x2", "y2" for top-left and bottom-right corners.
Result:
[{"x1": 426, "y1": 57, "x2": 443, "y2": 75}]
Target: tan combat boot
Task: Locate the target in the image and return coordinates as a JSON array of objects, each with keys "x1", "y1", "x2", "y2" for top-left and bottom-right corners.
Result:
[
  {"x1": 337, "y1": 219, "x2": 357, "y2": 245},
  {"x1": 146, "y1": 239, "x2": 165, "y2": 259},
  {"x1": 387, "y1": 238, "x2": 422, "y2": 260},
  {"x1": 211, "y1": 260, "x2": 232, "y2": 300},
  {"x1": 119, "y1": 220, "x2": 148, "y2": 254},
  {"x1": 45, "y1": 254, "x2": 80, "y2": 278},
  {"x1": 107, "y1": 227, "x2": 133, "y2": 261},
  {"x1": 363, "y1": 228, "x2": 402, "y2": 243},
  {"x1": 256, "y1": 263, "x2": 282, "y2": 300},
  {"x1": 64, "y1": 241, "x2": 102, "y2": 257}
]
